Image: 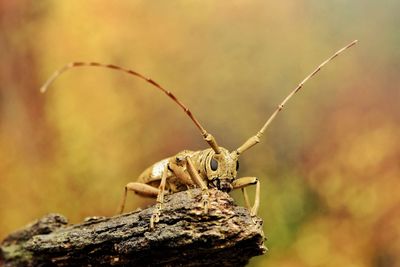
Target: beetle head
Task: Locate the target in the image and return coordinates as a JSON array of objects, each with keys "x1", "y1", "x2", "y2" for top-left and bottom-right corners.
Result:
[{"x1": 205, "y1": 147, "x2": 239, "y2": 192}]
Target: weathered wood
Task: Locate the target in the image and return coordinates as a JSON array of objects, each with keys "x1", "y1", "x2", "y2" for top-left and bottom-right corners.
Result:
[{"x1": 1, "y1": 188, "x2": 266, "y2": 266}]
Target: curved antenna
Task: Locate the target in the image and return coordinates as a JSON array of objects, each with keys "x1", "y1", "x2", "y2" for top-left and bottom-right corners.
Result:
[
  {"x1": 40, "y1": 62, "x2": 221, "y2": 154},
  {"x1": 233, "y1": 40, "x2": 358, "y2": 156}
]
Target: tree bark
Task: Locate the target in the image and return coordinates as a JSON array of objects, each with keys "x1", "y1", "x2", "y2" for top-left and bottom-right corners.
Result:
[{"x1": 0, "y1": 188, "x2": 266, "y2": 266}]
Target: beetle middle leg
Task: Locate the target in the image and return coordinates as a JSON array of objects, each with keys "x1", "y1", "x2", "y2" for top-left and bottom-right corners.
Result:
[
  {"x1": 119, "y1": 166, "x2": 170, "y2": 229},
  {"x1": 149, "y1": 165, "x2": 170, "y2": 229},
  {"x1": 232, "y1": 177, "x2": 260, "y2": 215},
  {"x1": 119, "y1": 160, "x2": 197, "y2": 228}
]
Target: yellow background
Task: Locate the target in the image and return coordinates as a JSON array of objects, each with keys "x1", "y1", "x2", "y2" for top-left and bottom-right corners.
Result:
[{"x1": 1, "y1": 1, "x2": 399, "y2": 266}]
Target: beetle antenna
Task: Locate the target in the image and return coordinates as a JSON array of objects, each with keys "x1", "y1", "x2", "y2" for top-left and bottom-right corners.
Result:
[
  {"x1": 233, "y1": 40, "x2": 358, "y2": 156},
  {"x1": 40, "y1": 62, "x2": 221, "y2": 154}
]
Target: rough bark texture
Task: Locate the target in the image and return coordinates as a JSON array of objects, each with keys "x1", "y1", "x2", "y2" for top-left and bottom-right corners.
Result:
[{"x1": 0, "y1": 188, "x2": 266, "y2": 266}]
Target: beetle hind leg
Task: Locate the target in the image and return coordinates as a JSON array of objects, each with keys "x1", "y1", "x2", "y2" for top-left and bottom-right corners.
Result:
[{"x1": 118, "y1": 182, "x2": 159, "y2": 214}]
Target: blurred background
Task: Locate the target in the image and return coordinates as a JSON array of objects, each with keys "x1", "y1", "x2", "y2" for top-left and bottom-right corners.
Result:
[{"x1": 1, "y1": 1, "x2": 399, "y2": 266}]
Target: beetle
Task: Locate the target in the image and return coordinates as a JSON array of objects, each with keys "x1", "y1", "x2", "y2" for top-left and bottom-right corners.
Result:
[{"x1": 40, "y1": 40, "x2": 357, "y2": 228}]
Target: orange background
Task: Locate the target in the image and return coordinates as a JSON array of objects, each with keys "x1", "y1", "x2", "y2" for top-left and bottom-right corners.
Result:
[{"x1": 1, "y1": 1, "x2": 399, "y2": 266}]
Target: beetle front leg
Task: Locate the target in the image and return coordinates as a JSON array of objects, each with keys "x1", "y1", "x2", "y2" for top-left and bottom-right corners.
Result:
[
  {"x1": 232, "y1": 177, "x2": 260, "y2": 216},
  {"x1": 186, "y1": 156, "x2": 210, "y2": 213}
]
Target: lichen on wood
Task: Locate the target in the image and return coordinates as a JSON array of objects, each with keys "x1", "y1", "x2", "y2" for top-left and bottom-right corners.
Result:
[{"x1": 1, "y1": 188, "x2": 266, "y2": 266}]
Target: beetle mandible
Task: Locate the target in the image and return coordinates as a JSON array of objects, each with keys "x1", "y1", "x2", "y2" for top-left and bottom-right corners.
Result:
[{"x1": 40, "y1": 40, "x2": 357, "y2": 228}]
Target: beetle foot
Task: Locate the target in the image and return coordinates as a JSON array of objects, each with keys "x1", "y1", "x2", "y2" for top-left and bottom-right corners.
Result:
[{"x1": 149, "y1": 203, "x2": 162, "y2": 229}]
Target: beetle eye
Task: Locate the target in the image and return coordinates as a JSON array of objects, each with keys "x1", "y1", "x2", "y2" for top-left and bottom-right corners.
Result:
[
  {"x1": 236, "y1": 161, "x2": 239, "y2": 171},
  {"x1": 210, "y1": 158, "x2": 218, "y2": 171}
]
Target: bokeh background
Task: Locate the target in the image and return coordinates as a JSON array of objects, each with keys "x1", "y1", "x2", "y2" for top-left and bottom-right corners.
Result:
[{"x1": 1, "y1": 1, "x2": 399, "y2": 266}]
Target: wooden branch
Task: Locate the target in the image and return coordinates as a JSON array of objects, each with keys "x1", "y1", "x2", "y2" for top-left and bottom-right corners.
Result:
[{"x1": 0, "y1": 188, "x2": 266, "y2": 266}]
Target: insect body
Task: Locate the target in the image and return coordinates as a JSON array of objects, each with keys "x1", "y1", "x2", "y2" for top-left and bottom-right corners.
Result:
[
  {"x1": 40, "y1": 40, "x2": 358, "y2": 228},
  {"x1": 138, "y1": 148, "x2": 238, "y2": 194},
  {"x1": 120, "y1": 147, "x2": 254, "y2": 227}
]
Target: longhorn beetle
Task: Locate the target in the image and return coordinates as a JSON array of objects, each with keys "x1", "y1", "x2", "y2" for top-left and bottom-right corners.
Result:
[{"x1": 40, "y1": 40, "x2": 357, "y2": 228}]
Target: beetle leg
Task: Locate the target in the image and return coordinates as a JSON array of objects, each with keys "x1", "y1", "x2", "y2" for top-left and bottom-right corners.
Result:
[
  {"x1": 186, "y1": 156, "x2": 210, "y2": 213},
  {"x1": 232, "y1": 177, "x2": 260, "y2": 216},
  {"x1": 150, "y1": 165, "x2": 169, "y2": 229},
  {"x1": 168, "y1": 162, "x2": 195, "y2": 186},
  {"x1": 118, "y1": 182, "x2": 158, "y2": 214},
  {"x1": 241, "y1": 187, "x2": 251, "y2": 210}
]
